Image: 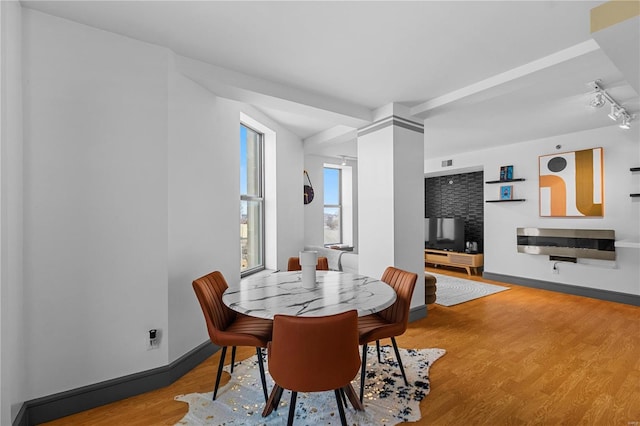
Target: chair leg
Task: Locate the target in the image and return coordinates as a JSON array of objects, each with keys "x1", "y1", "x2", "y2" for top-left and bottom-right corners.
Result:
[
  {"x1": 334, "y1": 389, "x2": 348, "y2": 426},
  {"x1": 230, "y1": 346, "x2": 237, "y2": 373},
  {"x1": 339, "y1": 387, "x2": 347, "y2": 407},
  {"x1": 376, "y1": 340, "x2": 381, "y2": 362},
  {"x1": 391, "y1": 337, "x2": 409, "y2": 386},
  {"x1": 262, "y1": 384, "x2": 284, "y2": 417},
  {"x1": 343, "y1": 384, "x2": 365, "y2": 412},
  {"x1": 359, "y1": 343, "x2": 368, "y2": 402},
  {"x1": 256, "y1": 347, "x2": 269, "y2": 403},
  {"x1": 213, "y1": 346, "x2": 228, "y2": 400},
  {"x1": 287, "y1": 391, "x2": 298, "y2": 426},
  {"x1": 273, "y1": 385, "x2": 284, "y2": 410}
]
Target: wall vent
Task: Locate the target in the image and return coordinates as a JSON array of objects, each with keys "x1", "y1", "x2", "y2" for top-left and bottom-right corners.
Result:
[{"x1": 441, "y1": 159, "x2": 453, "y2": 167}]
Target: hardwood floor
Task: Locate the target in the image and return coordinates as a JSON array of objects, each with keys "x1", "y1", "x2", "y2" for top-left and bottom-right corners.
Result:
[{"x1": 43, "y1": 268, "x2": 640, "y2": 425}]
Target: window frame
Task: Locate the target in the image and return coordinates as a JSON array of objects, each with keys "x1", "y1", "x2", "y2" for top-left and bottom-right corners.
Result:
[
  {"x1": 323, "y1": 166, "x2": 343, "y2": 246},
  {"x1": 240, "y1": 123, "x2": 265, "y2": 277}
]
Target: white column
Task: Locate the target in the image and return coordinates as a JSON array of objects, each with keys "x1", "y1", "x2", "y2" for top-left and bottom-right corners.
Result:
[{"x1": 357, "y1": 106, "x2": 425, "y2": 311}]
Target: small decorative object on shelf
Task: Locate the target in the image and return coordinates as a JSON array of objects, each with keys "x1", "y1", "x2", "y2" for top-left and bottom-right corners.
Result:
[
  {"x1": 500, "y1": 185, "x2": 513, "y2": 200},
  {"x1": 499, "y1": 165, "x2": 514, "y2": 181}
]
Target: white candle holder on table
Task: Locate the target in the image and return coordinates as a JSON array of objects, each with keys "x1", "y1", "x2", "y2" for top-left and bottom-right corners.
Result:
[{"x1": 299, "y1": 250, "x2": 318, "y2": 289}]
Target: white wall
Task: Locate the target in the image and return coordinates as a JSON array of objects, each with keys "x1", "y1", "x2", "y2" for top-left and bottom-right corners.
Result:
[
  {"x1": 167, "y1": 62, "x2": 243, "y2": 362},
  {"x1": 1, "y1": 1, "x2": 25, "y2": 423},
  {"x1": 425, "y1": 124, "x2": 640, "y2": 296},
  {"x1": 23, "y1": 9, "x2": 170, "y2": 397},
  {"x1": 19, "y1": 8, "x2": 307, "y2": 401}
]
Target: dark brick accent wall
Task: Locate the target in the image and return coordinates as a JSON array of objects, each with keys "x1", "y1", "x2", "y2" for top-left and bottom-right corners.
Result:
[{"x1": 425, "y1": 171, "x2": 484, "y2": 253}]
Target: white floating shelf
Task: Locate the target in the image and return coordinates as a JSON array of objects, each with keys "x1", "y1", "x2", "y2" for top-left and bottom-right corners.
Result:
[{"x1": 615, "y1": 241, "x2": 640, "y2": 249}]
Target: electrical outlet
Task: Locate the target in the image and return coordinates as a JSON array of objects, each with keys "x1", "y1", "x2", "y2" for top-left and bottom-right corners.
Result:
[{"x1": 147, "y1": 329, "x2": 160, "y2": 350}]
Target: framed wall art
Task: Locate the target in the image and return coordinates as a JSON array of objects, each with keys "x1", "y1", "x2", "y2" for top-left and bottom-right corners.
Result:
[
  {"x1": 539, "y1": 147, "x2": 604, "y2": 217},
  {"x1": 500, "y1": 185, "x2": 513, "y2": 200}
]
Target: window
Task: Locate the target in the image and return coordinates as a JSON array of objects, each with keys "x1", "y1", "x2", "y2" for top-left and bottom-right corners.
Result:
[
  {"x1": 324, "y1": 167, "x2": 342, "y2": 245},
  {"x1": 240, "y1": 124, "x2": 264, "y2": 275}
]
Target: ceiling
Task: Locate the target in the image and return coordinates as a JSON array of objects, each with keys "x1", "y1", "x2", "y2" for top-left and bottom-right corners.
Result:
[{"x1": 21, "y1": 1, "x2": 639, "y2": 159}]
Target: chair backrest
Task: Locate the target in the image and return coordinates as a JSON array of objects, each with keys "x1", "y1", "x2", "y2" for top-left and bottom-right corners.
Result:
[
  {"x1": 287, "y1": 256, "x2": 330, "y2": 271},
  {"x1": 192, "y1": 271, "x2": 237, "y2": 345},
  {"x1": 268, "y1": 310, "x2": 360, "y2": 393},
  {"x1": 377, "y1": 266, "x2": 417, "y2": 333}
]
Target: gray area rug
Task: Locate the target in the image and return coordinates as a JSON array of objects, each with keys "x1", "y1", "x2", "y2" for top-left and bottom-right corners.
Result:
[
  {"x1": 175, "y1": 346, "x2": 445, "y2": 425},
  {"x1": 431, "y1": 272, "x2": 510, "y2": 306}
]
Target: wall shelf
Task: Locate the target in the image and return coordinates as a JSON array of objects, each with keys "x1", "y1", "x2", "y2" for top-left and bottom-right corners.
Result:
[
  {"x1": 615, "y1": 240, "x2": 640, "y2": 249},
  {"x1": 485, "y1": 178, "x2": 526, "y2": 184},
  {"x1": 486, "y1": 199, "x2": 526, "y2": 203}
]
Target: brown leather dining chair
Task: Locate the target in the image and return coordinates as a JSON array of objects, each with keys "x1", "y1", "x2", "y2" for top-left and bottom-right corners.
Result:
[
  {"x1": 287, "y1": 256, "x2": 330, "y2": 271},
  {"x1": 192, "y1": 270, "x2": 273, "y2": 402},
  {"x1": 264, "y1": 310, "x2": 361, "y2": 426},
  {"x1": 357, "y1": 266, "x2": 417, "y2": 402}
]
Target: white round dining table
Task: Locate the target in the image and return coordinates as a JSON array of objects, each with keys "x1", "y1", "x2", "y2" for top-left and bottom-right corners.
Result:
[{"x1": 222, "y1": 270, "x2": 397, "y2": 319}]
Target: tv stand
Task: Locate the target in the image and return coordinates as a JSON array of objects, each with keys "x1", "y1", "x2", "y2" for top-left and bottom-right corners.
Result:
[{"x1": 425, "y1": 249, "x2": 483, "y2": 276}]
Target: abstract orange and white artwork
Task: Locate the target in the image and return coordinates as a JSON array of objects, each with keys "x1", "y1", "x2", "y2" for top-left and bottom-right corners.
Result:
[{"x1": 539, "y1": 148, "x2": 604, "y2": 217}]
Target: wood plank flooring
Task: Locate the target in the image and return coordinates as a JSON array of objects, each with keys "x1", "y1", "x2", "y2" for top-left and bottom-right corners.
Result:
[{"x1": 43, "y1": 268, "x2": 640, "y2": 425}]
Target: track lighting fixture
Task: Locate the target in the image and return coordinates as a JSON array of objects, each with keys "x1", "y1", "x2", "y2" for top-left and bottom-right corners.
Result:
[
  {"x1": 587, "y1": 80, "x2": 634, "y2": 130},
  {"x1": 337, "y1": 155, "x2": 356, "y2": 166}
]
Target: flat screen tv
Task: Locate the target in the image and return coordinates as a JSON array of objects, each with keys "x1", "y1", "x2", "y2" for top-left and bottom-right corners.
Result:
[{"x1": 425, "y1": 217, "x2": 465, "y2": 252}]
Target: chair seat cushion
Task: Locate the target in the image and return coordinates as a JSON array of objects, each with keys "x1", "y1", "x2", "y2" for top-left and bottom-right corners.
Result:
[
  {"x1": 357, "y1": 313, "x2": 407, "y2": 344},
  {"x1": 218, "y1": 314, "x2": 273, "y2": 347}
]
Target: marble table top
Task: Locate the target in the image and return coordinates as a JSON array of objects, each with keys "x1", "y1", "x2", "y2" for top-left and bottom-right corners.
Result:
[{"x1": 222, "y1": 270, "x2": 397, "y2": 320}]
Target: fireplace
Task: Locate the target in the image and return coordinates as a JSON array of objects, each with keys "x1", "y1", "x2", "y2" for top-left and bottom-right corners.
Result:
[{"x1": 517, "y1": 228, "x2": 615, "y2": 261}]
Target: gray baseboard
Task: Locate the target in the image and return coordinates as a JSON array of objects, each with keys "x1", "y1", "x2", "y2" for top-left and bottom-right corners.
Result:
[
  {"x1": 13, "y1": 305, "x2": 429, "y2": 426},
  {"x1": 483, "y1": 272, "x2": 640, "y2": 306},
  {"x1": 12, "y1": 403, "x2": 27, "y2": 426},
  {"x1": 13, "y1": 341, "x2": 217, "y2": 426},
  {"x1": 409, "y1": 304, "x2": 427, "y2": 322}
]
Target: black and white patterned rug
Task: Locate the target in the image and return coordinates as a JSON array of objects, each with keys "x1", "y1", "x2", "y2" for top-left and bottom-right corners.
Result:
[{"x1": 175, "y1": 345, "x2": 445, "y2": 425}]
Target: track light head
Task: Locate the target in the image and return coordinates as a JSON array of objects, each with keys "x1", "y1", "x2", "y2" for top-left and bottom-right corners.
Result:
[
  {"x1": 608, "y1": 105, "x2": 622, "y2": 121},
  {"x1": 590, "y1": 91, "x2": 605, "y2": 108},
  {"x1": 619, "y1": 114, "x2": 632, "y2": 130}
]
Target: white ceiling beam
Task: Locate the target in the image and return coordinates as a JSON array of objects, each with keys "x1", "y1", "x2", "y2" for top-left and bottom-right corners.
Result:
[
  {"x1": 304, "y1": 125, "x2": 357, "y2": 147},
  {"x1": 175, "y1": 54, "x2": 373, "y2": 129},
  {"x1": 411, "y1": 40, "x2": 601, "y2": 117}
]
